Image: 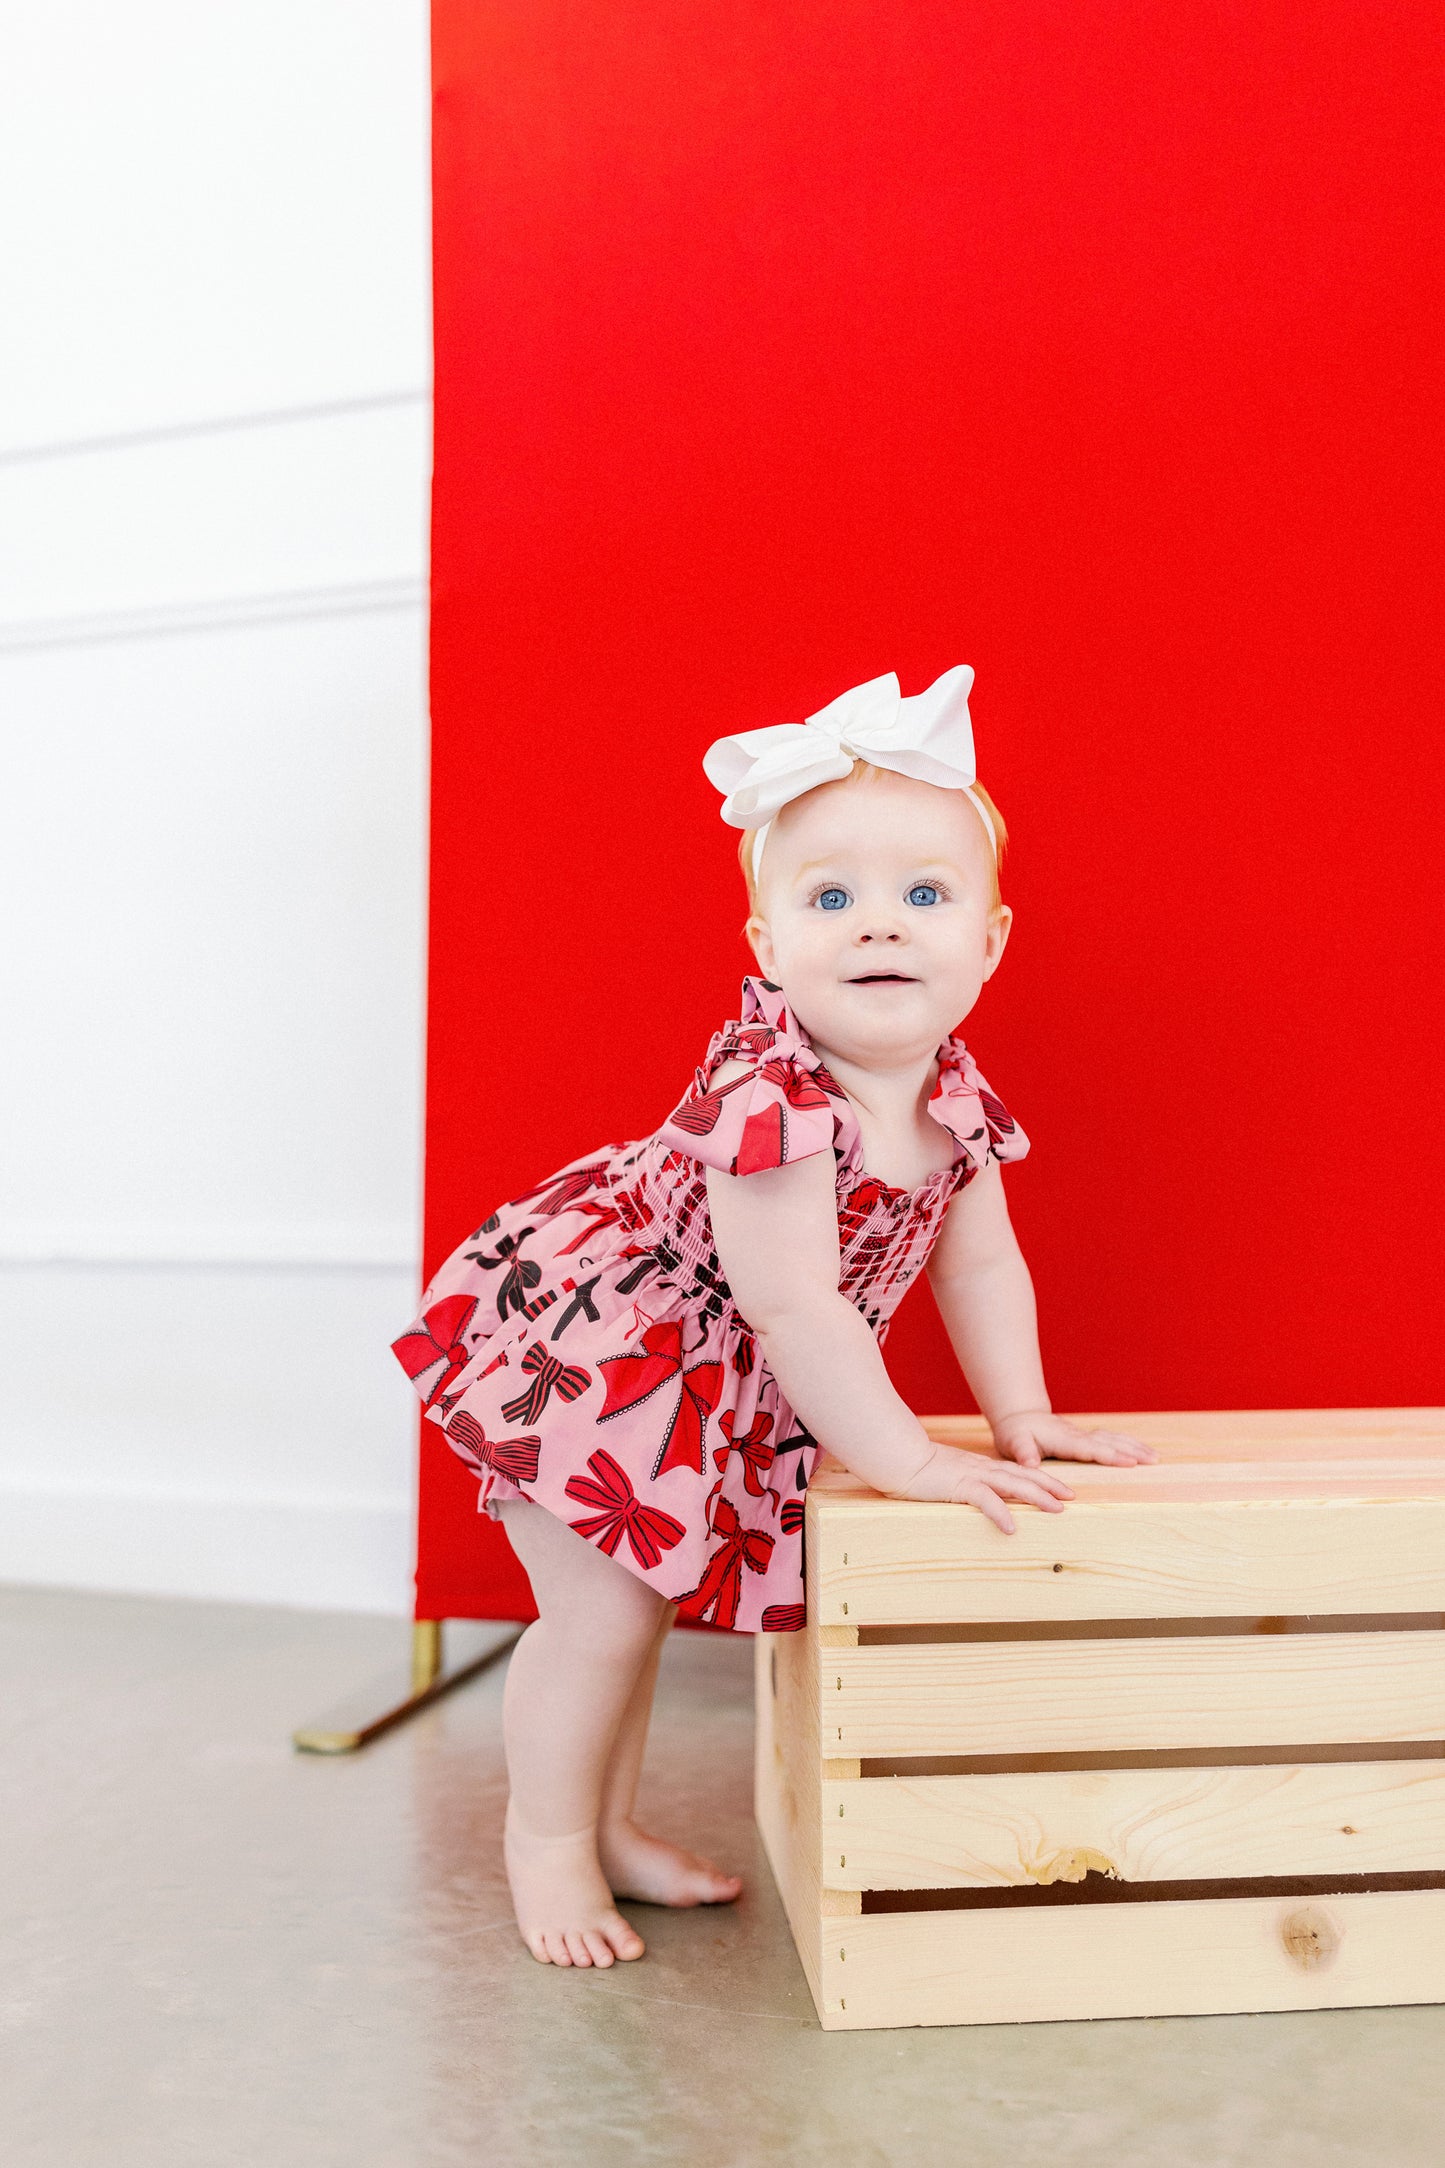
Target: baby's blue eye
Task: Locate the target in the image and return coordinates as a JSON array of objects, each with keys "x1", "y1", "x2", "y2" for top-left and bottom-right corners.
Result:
[
  {"x1": 815, "y1": 886, "x2": 850, "y2": 911},
  {"x1": 907, "y1": 883, "x2": 942, "y2": 907}
]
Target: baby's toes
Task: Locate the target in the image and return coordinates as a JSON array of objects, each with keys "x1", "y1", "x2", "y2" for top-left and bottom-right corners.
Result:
[
  {"x1": 679, "y1": 1856, "x2": 743, "y2": 1904},
  {"x1": 605, "y1": 1912, "x2": 646, "y2": 1961},
  {"x1": 562, "y1": 1932, "x2": 595, "y2": 1967},
  {"x1": 581, "y1": 1930, "x2": 616, "y2": 1967}
]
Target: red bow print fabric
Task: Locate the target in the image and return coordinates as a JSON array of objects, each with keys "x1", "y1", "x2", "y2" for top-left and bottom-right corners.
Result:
[
  {"x1": 656, "y1": 1031, "x2": 841, "y2": 1178},
  {"x1": 677, "y1": 1497, "x2": 775, "y2": 1629},
  {"x1": 597, "y1": 1320, "x2": 725, "y2": 1481},
  {"x1": 391, "y1": 975, "x2": 1029, "y2": 1634},
  {"x1": 564, "y1": 1450, "x2": 687, "y2": 1570},
  {"x1": 392, "y1": 1294, "x2": 479, "y2": 1409},
  {"x1": 445, "y1": 1410, "x2": 542, "y2": 1486}
]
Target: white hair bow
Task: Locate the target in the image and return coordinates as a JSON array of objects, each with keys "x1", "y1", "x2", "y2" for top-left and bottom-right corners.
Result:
[{"x1": 702, "y1": 667, "x2": 997, "y2": 882}]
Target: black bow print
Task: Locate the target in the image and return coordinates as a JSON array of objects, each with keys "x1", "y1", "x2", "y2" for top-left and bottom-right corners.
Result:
[
  {"x1": 464, "y1": 1228, "x2": 541, "y2": 1319},
  {"x1": 500, "y1": 1341, "x2": 591, "y2": 1425}
]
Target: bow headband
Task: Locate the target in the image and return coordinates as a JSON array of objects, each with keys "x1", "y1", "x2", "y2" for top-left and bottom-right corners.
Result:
[{"x1": 702, "y1": 667, "x2": 997, "y2": 883}]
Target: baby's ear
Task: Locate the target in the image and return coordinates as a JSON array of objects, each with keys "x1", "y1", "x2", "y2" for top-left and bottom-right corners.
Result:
[
  {"x1": 747, "y1": 913, "x2": 775, "y2": 974},
  {"x1": 982, "y1": 903, "x2": 1013, "y2": 979}
]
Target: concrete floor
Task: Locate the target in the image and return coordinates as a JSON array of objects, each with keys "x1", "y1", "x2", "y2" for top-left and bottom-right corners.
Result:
[{"x1": 3, "y1": 1587, "x2": 1443, "y2": 2168}]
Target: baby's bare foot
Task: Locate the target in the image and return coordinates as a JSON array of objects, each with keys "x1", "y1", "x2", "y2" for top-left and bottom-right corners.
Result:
[
  {"x1": 503, "y1": 1814, "x2": 646, "y2": 1967},
  {"x1": 598, "y1": 1818, "x2": 743, "y2": 1907}
]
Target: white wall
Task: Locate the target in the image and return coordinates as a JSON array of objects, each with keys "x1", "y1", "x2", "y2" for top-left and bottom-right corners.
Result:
[{"x1": 0, "y1": 1, "x2": 432, "y2": 1613}]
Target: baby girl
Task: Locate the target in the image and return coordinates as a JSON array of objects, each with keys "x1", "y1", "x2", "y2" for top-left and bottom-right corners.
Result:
[{"x1": 392, "y1": 665, "x2": 1154, "y2": 1970}]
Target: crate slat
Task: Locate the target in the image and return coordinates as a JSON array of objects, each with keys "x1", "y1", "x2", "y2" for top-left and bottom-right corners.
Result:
[
  {"x1": 821, "y1": 1761, "x2": 1445, "y2": 1889},
  {"x1": 813, "y1": 1496, "x2": 1445, "y2": 1626},
  {"x1": 816, "y1": 1889, "x2": 1445, "y2": 2029},
  {"x1": 827, "y1": 1632, "x2": 1445, "y2": 1758},
  {"x1": 756, "y1": 1411, "x2": 1445, "y2": 2026},
  {"x1": 754, "y1": 1614, "x2": 826, "y2": 2004},
  {"x1": 919, "y1": 1408, "x2": 1445, "y2": 1460}
]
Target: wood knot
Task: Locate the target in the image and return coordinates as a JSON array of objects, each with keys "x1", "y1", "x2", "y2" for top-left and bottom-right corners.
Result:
[
  {"x1": 1280, "y1": 1904, "x2": 1342, "y2": 1971},
  {"x1": 1029, "y1": 1847, "x2": 1118, "y2": 1885}
]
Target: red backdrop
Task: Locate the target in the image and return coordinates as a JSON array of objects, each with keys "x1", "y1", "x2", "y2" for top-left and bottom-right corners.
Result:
[{"x1": 418, "y1": 0, "x2": 1445, "y2": 1622}]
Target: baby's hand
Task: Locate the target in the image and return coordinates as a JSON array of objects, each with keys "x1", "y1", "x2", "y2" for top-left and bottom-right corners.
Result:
[
  {"x1": 992, "y1": 1410, "x2": 1158, "y2": 1468},
  {"x1": 895, "y1": 1443, "x2": 1075, "y2": 1535}
]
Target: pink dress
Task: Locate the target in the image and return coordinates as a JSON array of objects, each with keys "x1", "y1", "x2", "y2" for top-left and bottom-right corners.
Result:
[{"x1": 392, "y1": 975, "x2": 1029, "y2": 1632}]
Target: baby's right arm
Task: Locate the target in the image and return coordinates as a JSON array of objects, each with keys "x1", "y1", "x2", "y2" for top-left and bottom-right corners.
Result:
[{"x1": 702, "y1": 1101, "x2": 1073, "y2": 1535}]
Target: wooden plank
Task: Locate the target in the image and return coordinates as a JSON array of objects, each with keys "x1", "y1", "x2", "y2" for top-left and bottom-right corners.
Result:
[
  {"x1": 810, "y1": 1494, "x2": 1445, "y2": 1625},
  {"x1": 816, "y1": 1888, "x2": 1445, "y2": 2028},
  {"x1": 754, "y1": 1628, "x2": 824, "y2": 2008},
  {"x1": 821, "y1": 1761, "x2": 1445, "y2": 1889},
  {"x1": 754, "y1": 1526, "x2": 862, "y2": 2014},
  {"x1": 1041, "y1": 1468, "x2": 1445, "y2": 1490},
  {"x1": 919, "y1": 1408, "x2": 1445, "y2": 1461},
  {"x1": 827, "y1": 1632, "x2": 1445, "y2": 1758},
  {"x1": 815, "y1": 1466, "x2": 1445, "y2": 1502},
  {"x1": 829, "y1": 1474, "x2": 1445, "y2": 1505}
]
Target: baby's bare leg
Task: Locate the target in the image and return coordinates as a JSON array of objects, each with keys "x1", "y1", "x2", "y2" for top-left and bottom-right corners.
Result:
[
  {"x1": 497, "y1": 1498, "x2": 665, "y2": 1967},
  {"x1": 596, "y1": 1610, "x2": 743, "y2": 1908}
]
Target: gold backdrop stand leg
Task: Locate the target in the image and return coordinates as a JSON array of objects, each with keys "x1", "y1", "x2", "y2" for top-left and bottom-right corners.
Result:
[{"x1": 293, "y1": 1618, "x2": 523, "y2": 1755}]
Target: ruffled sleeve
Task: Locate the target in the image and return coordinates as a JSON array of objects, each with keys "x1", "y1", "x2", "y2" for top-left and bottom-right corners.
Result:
[
  {"x1": 654, "y1": 977, "x2": 846, "y2": 1178},
  {"x1": 930, "y1": 1039, "x2": 1031, "y2": 1176}
]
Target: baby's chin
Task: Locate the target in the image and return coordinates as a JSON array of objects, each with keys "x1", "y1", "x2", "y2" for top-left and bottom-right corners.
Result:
[
  {"x1": 823, "y1": 979, "x2": 983, "y2": 1044},
  {"x1": 803, "y1": 975, "x2": 968, "y2": 1044}
]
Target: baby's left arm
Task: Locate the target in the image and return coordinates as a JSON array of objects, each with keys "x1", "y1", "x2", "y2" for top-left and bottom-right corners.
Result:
[{"x1": 925, "y1": 1159, "x2": 1157, "y2": 1469}]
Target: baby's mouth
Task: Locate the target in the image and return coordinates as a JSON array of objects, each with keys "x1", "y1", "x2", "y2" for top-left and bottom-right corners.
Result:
[{"x1": 848, "y1": 971, "x2": 917, "y2": 984}]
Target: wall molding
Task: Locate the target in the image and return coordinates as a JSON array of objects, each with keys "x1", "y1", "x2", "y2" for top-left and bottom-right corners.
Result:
[
  {"x1": 0, "y1": 1229, "x2": 419, "y2": 1271},
  {"x1": 0, "y1": 1478, "x2": 415, "y2": 1616},
  {"x1": 0, "y1": 387, "x2": 431, "y2": 468},
  {"x1": 0, "y1": 574, "x2": 426, "y2": 654}
]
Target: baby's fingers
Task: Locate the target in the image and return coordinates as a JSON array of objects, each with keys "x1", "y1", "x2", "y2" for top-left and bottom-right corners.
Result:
[
  {"x1": 981, "y1": 1469, "x2": 1072, "y2": 1513},
  {"x1": 959, "y1": 1485, "x2": 1017, "y2": 1535},
  {"x1": 1078, "y1": 1429, "x2": 1158, "y2": 1464},
  {"x1": 955, "y1": 1467, "x2": 1072, "y2": 1531},
  {"x1": 991, "y1": 1464, "x2": 1075, "y2": 1500},
  {"x1": 1042, "y1": 1429, "x2": 1158, "y2": 1465}
]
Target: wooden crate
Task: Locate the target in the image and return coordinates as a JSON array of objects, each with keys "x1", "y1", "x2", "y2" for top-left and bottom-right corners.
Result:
[{"x1": 754, "y1": 1408, "x2": 1445, "y2": 2029}]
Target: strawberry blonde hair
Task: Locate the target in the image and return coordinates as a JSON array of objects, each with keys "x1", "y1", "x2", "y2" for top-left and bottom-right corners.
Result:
[{"x1": 736, "y1": 760, "x2": 1009, "y2": 925}]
